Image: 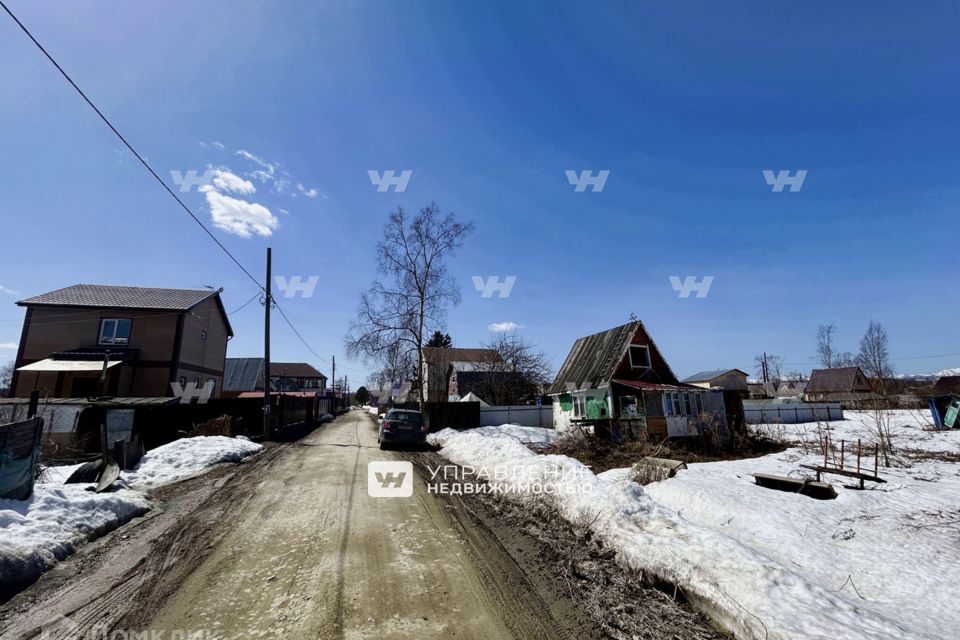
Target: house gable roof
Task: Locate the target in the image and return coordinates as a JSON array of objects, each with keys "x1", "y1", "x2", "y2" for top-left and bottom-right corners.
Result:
[
  {"x1": 224, "y1": 358, "x2": 327, "y2": 392},
  {"x1": 933, "y1": 375, "x2": 960, "y2": 395},
  {"x1": 421, "y1": 347, "x2": 501, "y2": 364},
  {"x1": 271, "y1": 362, "x2": 326, "y2": 379},
  {"x1": 18, "y1": 284, "x2": 234, "y2": 337},
  {"x1": 547, "y1": 320, "x2": 678, "y2": 395},
  {"x1": 681, "y1": 368, "x2": 749, "y2": 383},
  {"x1": 806, "y1": 367, "x2": 871, "y2": 393}
]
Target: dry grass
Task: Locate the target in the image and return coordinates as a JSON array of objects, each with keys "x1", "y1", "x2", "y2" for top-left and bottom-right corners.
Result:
[{"x1": 550, "y1": 428, "x2": 785, "y2": 475}]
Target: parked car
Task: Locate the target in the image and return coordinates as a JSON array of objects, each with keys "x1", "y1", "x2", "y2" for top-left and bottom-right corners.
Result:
[{"x1": 378, "y1": 409, "x2": 427, "y2": 449}]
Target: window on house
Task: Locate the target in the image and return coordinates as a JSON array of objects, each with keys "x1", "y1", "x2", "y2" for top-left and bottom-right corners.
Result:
[
  {"x1": 207, "y1": 378, "x2": 215, "y2": 393},
  {"x1": 695, "y1": 393, "x2": 703, "y2": 415},
  {"x1": 573, "y1": 393, "x2": 586, "y2": 418},
  {"x1": 619, "y1": 395, "x2": 639, "y2": 417},
  {"x1": 683, "y1": 392, "x2": 692, "y2": 416},
  {"x1": 98, "y1": 318, "x2": 132, "y2": 345},
  {"x1": 664, "y1": 392, "x2": 679, "y2": 416},
  {"x1": 629, "y1": 345, "x2": 651, "y2": 369}
]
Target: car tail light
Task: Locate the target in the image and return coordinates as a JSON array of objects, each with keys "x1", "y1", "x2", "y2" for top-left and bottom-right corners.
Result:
[
  {"x1": 420, "y1": 423, "x2": 428, "y2": 432},
  {"x1": 382, "y1": 421, "x2": 393, "y2": 431}
]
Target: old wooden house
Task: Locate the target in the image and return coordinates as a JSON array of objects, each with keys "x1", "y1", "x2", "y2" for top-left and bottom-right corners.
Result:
[{"x1": 547, "y1": 321, "x2": 727, "y2": 439}]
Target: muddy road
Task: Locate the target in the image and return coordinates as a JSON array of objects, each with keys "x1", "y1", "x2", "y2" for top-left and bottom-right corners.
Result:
[{"x1": 2, "y1": 412, "x2": 587, "y2": 639}]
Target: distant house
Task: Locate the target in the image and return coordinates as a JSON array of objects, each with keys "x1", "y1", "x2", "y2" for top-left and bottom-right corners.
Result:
[
  {"x1": 11, "y1": 284, "x2": 232, "y2": 399},
  {"x1": 547, "y1": 321, "x2": 726, "y2": 439},
  {"x1": 932, "y1": 376, "x2": 960, "y2": 396},
  {"x1": 222, "y1": 357, "x2": 327, "y2": 397},
  {"x1": 681, "y1": 369, "x2": 749, "y2": 392},
  {"x1": 775, "y1": 379, "x2": 807, "y2": 400},
  {"x1": 421, "y1": 347, "x2": 501, "y2": 402},
  {"x1": 804, "y1": 367, "x2": 873, "y2": 402}
]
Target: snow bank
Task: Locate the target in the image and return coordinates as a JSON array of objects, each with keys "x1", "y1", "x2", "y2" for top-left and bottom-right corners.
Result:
[
  {"x1": 1, "y1": 436, "x2": 261, "y2": 590},
  {"x1": 429, "y1": 423, "x2": 560, "y2": 448},
  {"x1": 0, "y1": 485, "x2": 149, "y2": 588},
  {"x1": 428, "y1": 425, "x2": 925, "y2": 640},
  {"x1": 122, "y1": 435, "x2": 262, "y2": 489}
]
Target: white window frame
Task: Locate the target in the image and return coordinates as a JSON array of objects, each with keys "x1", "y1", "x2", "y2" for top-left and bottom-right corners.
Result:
[
  {"x1": 573, "y1": 393, "x2": 587, "y2": 418},
  {"x1": 628, "y1": 345, "x2": 651, "y2": 369},
  {"x1": 98, "y1": 318, "x2": 132, "y2": 345}
]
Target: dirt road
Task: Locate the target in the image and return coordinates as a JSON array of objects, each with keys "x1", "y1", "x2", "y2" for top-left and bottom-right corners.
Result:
[{"x1": 1, "y1": 411, "x2": 590, "y2": 640}]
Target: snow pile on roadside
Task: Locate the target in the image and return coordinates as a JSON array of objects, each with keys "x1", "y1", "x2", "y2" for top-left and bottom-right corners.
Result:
[
  {"x1": 429, "y1": 424, "x2": 560, "y2": 448},
  {"x1": 123, "y1": 435, "x2": 262, "y2": 489},
  {"x1": 428, "y1": 427, "x2": 916, "y2": 640},
  {"x1": 0, "y1": 485, "x2": 149, "y2": 588},
  {"x1": 1, "y1": 435, "x2": 262, "y2": 589}
]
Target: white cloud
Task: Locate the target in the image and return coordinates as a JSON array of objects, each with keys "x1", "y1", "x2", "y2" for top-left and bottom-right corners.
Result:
[
  {"x1": 211, "y1": 141, "x2": 225, "y2": 150},
  {"x1": 297, "y1": 183, "x2": 320, "y2": 198},
  {"x1": 199, "y1": 186, "x2": 278, "y2": 238},
  {"x1": 0, "y1": 285, "x2": 18, "y2": 295},
  {"x1": 0, "y1": 342, "x2": 17, "y2": 349},
  {"x1": 488, "y1": 322, "x2": 522, "y2": 332},
  {"x1": 235, "y1": 149, "x2": 278, "y2": 182},
  {"x1": 210, "y1": 169, "x2": 255, "y2": 196}
]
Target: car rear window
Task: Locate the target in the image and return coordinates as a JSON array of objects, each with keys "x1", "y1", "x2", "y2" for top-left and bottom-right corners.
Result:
[{"x1": 387, "y1": 411, "x2": 422, "y2": 424}]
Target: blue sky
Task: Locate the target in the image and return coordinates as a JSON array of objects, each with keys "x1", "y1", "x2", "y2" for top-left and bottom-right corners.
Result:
[{"x1": 1, "y1": 0, "x2": 958, "y2": 384}]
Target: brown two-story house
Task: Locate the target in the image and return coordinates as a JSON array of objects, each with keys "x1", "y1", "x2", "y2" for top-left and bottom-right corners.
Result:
[{"x1": 10, "y1": 284, "x2": 233, "y2": 399}]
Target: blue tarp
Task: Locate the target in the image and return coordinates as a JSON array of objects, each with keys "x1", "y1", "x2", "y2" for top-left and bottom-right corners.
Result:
[{"x1": 0, "y1": 417, "x2": 43, "y2": 500}]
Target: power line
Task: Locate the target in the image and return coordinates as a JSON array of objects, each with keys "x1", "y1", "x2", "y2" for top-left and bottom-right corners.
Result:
[
  {"x1": 228, "y1": 291, "x2": 263, "y2": 315},
  {"x1": 0, "y1": 2, "x2": 339, "y2": 371},
  {"x1": 0, "y1": 0, "x2": 262, "y2": 290}
]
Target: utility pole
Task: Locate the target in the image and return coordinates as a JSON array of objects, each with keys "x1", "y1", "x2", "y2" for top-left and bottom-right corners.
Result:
[
  {"x1": 761, "y1": 351, "x2": 769, "y2": 396},
  {"x1": 263, "y1": 247, "x2": 272, "y2": 441},
  {"x1": 331, "y1": 355, "x2": 336, "y2": 404}
]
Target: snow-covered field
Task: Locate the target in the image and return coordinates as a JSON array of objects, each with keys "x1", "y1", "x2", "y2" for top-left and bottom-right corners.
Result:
[
  {"x1": 1, "y1": 436, "x2": 262, "y2": 590},
  {"x1": 429, "y1": 415, "x2": 960, "y2": 640}
]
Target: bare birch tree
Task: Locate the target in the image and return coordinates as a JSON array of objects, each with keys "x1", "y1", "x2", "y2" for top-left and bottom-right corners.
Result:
[
  {"x1": 815, "y1": 323, "x2": 836, "y2": 369},
  {"x1": 346, "y1": 203, "x2": 473, "y2": 410},
  {"x1": 473, "y1": 332, "x2": 552, "y2": 405}
]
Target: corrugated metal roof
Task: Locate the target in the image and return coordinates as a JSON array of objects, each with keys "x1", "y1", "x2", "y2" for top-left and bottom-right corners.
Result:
[
  {"x1": 611, "y1": 379, "x2": 702, "y2": 391},
  {"x1": 0, "y1": 397, "x2": 178, "y2": 407},
  {"x1": 224, "y1": 359, "x2": 327, "y2": 392},
  {"x1": 681, "y1": 369, "x2": 748, "y2": 383},
  {"x1": 223, "y1": 358, "x2": 264, "y2": 392}
]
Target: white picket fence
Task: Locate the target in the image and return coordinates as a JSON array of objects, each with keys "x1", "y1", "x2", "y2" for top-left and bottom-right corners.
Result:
[{"x1": 479, "y1": 405, "x2": 553, "y2": 429}]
